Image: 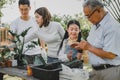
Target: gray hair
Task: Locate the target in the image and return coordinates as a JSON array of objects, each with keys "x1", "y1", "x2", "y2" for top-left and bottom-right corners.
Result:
[{"x1": 83, "y1": 0, "x2": 104, "y2": 10}]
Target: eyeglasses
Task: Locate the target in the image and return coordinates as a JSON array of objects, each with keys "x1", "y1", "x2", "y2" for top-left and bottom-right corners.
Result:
[{"x1": 85, "y1": 8, "x2": 98, "y2": 18}]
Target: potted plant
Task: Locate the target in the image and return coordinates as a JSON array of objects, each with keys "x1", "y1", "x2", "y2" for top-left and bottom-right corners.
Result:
[
  {"x1": 0, "y1": 46, "x2": 12, "y2": 67},
  {"x1": 8, "y1": 27, "x2": 39, "y2": 67}
]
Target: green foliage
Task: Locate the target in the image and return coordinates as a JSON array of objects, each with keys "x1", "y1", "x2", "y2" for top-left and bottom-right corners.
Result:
[
  {"x1": 74, "y1": 13, "x2": 91, "y2": 40},
  {"x1": 0, "y1": 0, "x2": 15, "y2": 17},
  {"x1": 81, "y1": 29, "x2": 90, "y2": 40},
  {"x1": 51, "y1": 14, "x2": 72, "y2": 29},
  {"x1": 20, "y1": 27, "x2": 31, "y2": 37},
  {"x1": 8, "y1": 27, "x2": 38, "y2": 55},
  {"x1": 8, "y1": 27, "x2": 47, "y2": 65},
  {"x1": 0, "y1": 0, "x2": 15, "y2": 8},
  {"x1": 0, "y1": 11, "x2": 3, "y2": 18},
  {"x1": 0, "y1": 46, "x2": 11, "y2": 62},
  {"x1": 51, "y1": 14, "x2": 62, "y2": 22},
  {"x1": 8, "y1": 27, "x2": 39, "y2": 65},
  {"x1": 0, "y1": 0, "x2": 6, "y2": 9},
  {"x1": 62, "y1": 15, "x2": 73, "y2": 29}
]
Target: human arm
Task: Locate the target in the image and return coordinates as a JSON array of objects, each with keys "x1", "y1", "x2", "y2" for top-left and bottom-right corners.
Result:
[
  {"x1": 23, "y1": 31, "x2": 38, "y2": 43},
  {"x1": 57, "y1": 23, "x2": 65, "y2": 39},
  {"x1": 40, "y1": 40, "x2": 46, "y2": 48},
  {"x1": 71, "y1": 41, "x2": 117, "y2": 59},
  {"x1": 39, "y1": 39, "x2": 48, "y2": 52}
]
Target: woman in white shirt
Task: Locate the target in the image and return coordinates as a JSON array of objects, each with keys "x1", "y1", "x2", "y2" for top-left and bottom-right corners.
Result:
[{"x1": 24, "y1": 7, "x2": 65, "y2": 63}]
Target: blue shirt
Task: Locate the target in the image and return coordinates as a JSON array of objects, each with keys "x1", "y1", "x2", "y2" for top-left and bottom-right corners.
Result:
[{"x1": 87, "y1": 13, "x2": 120, "y2": 65}]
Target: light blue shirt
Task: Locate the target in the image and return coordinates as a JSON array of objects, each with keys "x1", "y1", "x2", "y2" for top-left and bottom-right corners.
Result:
[{"x1": 87, "y1": 13, "x2": 120, "y2": 66}]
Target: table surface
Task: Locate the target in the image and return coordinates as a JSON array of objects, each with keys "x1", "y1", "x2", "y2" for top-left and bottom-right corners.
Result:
[{"x1": 0, "y1": 67, "x2": 39, "y2": 80}]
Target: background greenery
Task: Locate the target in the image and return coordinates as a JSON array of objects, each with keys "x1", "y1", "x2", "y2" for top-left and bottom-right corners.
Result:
[{"x1": 0, "y1": 0, "x2": 15, "y2": 23}]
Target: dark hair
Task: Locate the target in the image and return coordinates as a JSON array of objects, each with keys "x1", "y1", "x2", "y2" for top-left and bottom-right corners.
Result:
[
  {"x1": 58, "y1": 20, "x2": 82, "y2": 54},
  {"x1": 35, "y1": 7, "x2": 51, "y2": 27},
  {"x1": 18, "y1": 0, "x2": 30, "y2": 7},
  {"x1": 67, "y1": 20, "x2": 81, "y2": 42}
]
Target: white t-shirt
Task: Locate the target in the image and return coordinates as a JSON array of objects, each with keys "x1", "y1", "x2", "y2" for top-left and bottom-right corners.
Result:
[
  {"x1": 10, "y1": 16, "x2": 41, "y2": 55},
  {"x1": 24, "y1": 21, "x2": 65, "y2": 58}
]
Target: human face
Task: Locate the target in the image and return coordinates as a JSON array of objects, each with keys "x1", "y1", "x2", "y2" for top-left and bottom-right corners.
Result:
[
  {"x1": 67, "y1": 24, "x2": 80, "y2": 40},
  {"x1": 35, "y1": 12, "x2": 43, "y2": 27},
  {"x1": 85, "y1": 8, "x2": 98, "y2": 19},
  {"x1": 19, "y1": 4, "x2": 31, "y2": 18},
  {"x1": 84, "y1": 6, "x2": 100, "y2": 24}
]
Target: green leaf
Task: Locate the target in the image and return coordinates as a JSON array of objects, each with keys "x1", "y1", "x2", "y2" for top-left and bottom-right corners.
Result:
[
  {"x1": 8, "y1": 30, "x2": 16, "y2": 37},
  {"x1": 39, "y1": 55, "x2": 46, "y2": 65},
  {"x1": 26, "y1": 44, "x2": 35, "y2": 49},
  {"x1": 31, "y1": 41, "x2": 38, "y2": 45},
  {"x1": 20, "y1": 27, "x2": 31, "y2": 37}
]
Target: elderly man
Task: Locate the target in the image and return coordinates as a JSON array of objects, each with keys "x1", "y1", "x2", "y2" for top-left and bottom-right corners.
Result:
[{"x1": 71, "y1": 0, "x2": 120, "y2": 80}]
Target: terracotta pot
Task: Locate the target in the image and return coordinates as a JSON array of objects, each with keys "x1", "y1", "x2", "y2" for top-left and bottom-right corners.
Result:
[{"x1": 6, "y1": 60, "x2": 12, "y2": 67}]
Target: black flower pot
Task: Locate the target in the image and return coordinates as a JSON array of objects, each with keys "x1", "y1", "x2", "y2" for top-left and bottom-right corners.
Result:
[
  {"x1": 14, "y1": 54, "x2": 25, "y2": 68},
  {"x1": 0, "y1": 73, "x2": 4, "y2": 80},
  {"x1": 31, "y1": 62, "x2": 62, "y2": 80},
  {"x1": 17, "y1": 58, "x2": 24, "y2": 66},
  {"x1": 63, "y1": 59, "x2": 83, "y2": 68}
]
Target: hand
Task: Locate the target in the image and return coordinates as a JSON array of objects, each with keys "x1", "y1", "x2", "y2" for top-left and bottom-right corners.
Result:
[
  {"x1": 67, "y1": 50, "x2": 73, "y2": 61},
  {"x1": 71, "y1": 40, "x2": 91, "y2": 50},
  {"x1": 76, "y1": 53, "x2": 82, "y2": 60},
  {"x1": 79, "y1": 40, "x2": 91, "y2": 50},
  {"x1": 70, "y1": 42, "x2": 81, "y2": 50}
]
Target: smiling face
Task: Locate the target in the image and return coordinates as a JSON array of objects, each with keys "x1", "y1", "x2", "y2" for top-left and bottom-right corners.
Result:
[
  {"x1": 67, "y1": 24, "x2": 80, "y2": 40},
  {"x1": 34, "y1": 12, "x2": 43, "y2": 27}
]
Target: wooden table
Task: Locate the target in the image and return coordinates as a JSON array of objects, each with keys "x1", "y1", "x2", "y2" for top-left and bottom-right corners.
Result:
[{"x1": 0, "y1": 67, "x2": 39, "y2": 80}]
